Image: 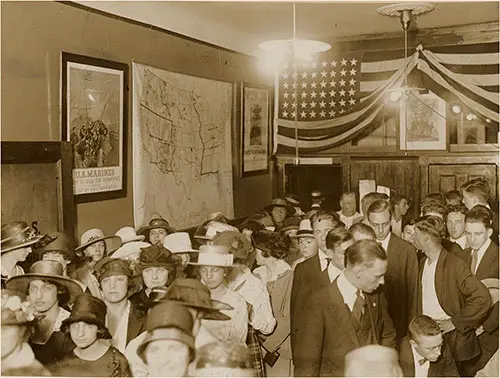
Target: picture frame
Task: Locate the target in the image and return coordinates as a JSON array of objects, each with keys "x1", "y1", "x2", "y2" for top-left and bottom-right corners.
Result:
[
  {"x1": 61, "y1": 52, "x2": 128, "y2": 203},
  {"x1": 240, "y1": 82, "x2": 272, "y2": 177},
  {"x1": 399, "y1": 91, "x2": 448, "y2": 151}
]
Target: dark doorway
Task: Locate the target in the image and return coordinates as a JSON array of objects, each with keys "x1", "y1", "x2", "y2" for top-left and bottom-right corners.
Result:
[{"x1": 285, "y1": 164, "x2": 343, "y2": 212}]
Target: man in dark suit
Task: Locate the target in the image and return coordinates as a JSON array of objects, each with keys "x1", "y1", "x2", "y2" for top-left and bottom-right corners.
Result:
[
  {"x1": 399, "y1": 315, "x2": 458, "y2": 377},
  {"x1": 414, "y1": 216, "x2": 491, "y2": 375},
  {"x1": 294, "y1": 239, "x2": 396, "y2": 377},
  {"x1": 461, "y1": 205, "x2": 499, "y2": 376},
  {"x1": 367, "y1": 199, "x2": 419, "y2": 346},
  {"x1": 290, "y1": 211, "x2": 340, "y2": 362},
  {"x1": 461, "y1": 178, "x2": 499, "y2": 245}
]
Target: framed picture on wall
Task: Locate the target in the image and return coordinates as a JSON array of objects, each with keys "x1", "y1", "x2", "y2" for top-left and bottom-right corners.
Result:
[
  {"x1": 240, "y1": 82, "x2": 272, "y2": 177},
  {"x1": 61, "y1": 52, "x2": 128, "y2": 203},
  {"x1": 399, "y1": 90, "x2": 448, "y2": 151}
]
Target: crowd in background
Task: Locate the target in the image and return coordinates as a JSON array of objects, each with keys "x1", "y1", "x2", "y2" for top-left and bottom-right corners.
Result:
[{"x1": 1, "y1": 177, "x2": 498, "y2": 377}]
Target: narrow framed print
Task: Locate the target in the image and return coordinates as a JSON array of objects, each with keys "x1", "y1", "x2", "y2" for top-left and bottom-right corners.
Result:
[
  {"x1": 241, "y1": 83, "x2": 272, "y2": 176},
  {"x1": 61, "y1": 52, "x2": 128, "y2": 203},
  {"x1": 399, "y1": 90, "x2": 448, "y2": 151}
]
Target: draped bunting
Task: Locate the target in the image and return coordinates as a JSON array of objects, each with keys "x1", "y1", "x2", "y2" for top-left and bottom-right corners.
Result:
[{"x1": 274, "y1": 42, "x2": 500, "y2": 154}]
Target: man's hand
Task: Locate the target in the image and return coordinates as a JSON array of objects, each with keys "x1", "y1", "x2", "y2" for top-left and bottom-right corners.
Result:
[
  {"x1": 437, "y1": 319, "x2": 456, "y2": 334},
  {"x1": 476, "y1": 325, "x2": 485, "y2": 336}
]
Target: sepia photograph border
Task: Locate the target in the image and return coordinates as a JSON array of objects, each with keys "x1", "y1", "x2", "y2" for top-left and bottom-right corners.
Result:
[{"x1": 61, "y1": 52, "x2": 128, "y2": 204}]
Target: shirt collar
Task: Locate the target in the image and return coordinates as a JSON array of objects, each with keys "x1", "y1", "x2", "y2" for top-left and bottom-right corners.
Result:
[
  {"x1": 337, "y1": 271, "x2": 359, "y2": 301},
  {"x1": 379, "y1": 233, "x2": 391, "y2": 251},
  {"x1": 411, "y1": 344, "x2": 429, "y2": 365},
  {"x1": 476, "y1": 238, "x2": 492, "y2": 257},
  {"x1": 318, "y1": 249, "x2": 331, "y2": 271}
]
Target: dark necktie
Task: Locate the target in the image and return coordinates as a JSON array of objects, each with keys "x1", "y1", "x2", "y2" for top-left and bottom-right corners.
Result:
[
  {"x1": 418, "y1": 358, "x2": 427, "y2": 366},
  {"x1": 325, "y1": 257, "x2": 331, "y2": 269},
  {"x1": 352, "y1": 290, "x2": 365, "y2": 323},
  {"x1": 470, "y1": 249, "x2": 479, "y2": 273}
]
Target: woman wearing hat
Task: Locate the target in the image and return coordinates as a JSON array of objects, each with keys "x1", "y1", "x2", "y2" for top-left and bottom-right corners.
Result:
[
  {"x1": 252, "y1": 230, "x2": 294, "y2": 377},
  {"x1": 195, "y1": 341, "x2": 254, "y2": 377},
  {"x1": 265, "y1": 198, "x2": 295, "y2": 230},
  {"x1": 1, "y1": 289, "x2": 50, "y2": 376},
  {"x1": 6, "y1": 260, "x2": 84, "y2": 366},
  {"x1": 112, "y1": 226, "x2": 151, "y2": 263},
  {"x1": 129, "y1": 244, "x2": 176, "y2": 312},
  {"x1": 137, "y1": 215, "x2": 175, "y2": 246},
  {"x1": 1, "y1": 221, "x2": 44, "y2": 286},
  {"x1": 190, "y1": 245, "x2": 249, "y2": 347},
  {"x1": 71, "y1": 228, "x2": 121, "y2": 300},
  {"x1": 214, "y1": 231, "x2": 276, "y2": 377},
  {"x1": 35, "y1": 232, "x2": 77, "y2": 277},
  {"x1": 137, "y1": 301, "x2": 196, "y2": 377},
  {"x1": 48, "y1": 294, "x2": 131, "y2": 377},
  {"x1": 163, "y1": 232, "x2": 199, "y2": 279}
]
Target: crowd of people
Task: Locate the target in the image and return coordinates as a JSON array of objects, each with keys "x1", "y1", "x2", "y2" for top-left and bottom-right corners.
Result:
[{"x1": 1, "y1": 177, "x2": 498, "y2": 377}]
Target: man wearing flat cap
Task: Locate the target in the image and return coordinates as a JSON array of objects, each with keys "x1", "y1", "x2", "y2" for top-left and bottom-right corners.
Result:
[{"x1": 95, "y1": 257, "x2": 144, "y2": 354}]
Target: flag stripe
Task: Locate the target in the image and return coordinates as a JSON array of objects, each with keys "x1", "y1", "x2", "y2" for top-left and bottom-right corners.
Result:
[
  {"x1": 422, "y1": 50, "x2": 499, "y2": 107},
  {"x1": 429, "y1": 42, "x2": 499, "y2": 54},
  {"x1": 417, "y1": 58, "x2": 499, "y2": 122},
  {"x1": 360, "y1": 57, "x2": 407, "y2": 73},
  {"x1": 438, "y1": 53, "x2": 500, "y2": 66}
]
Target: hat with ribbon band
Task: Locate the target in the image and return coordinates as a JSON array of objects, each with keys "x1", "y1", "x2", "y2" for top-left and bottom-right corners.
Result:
[
  {"x1": 74, "y1": 228, "x2": 121, "y2": 258},
  {"x1": 1, "y1": 221, "x2": 44, "y2": 254},
  {"x1": 188, "y1": 245, "x2": 234, "y2": 267}
]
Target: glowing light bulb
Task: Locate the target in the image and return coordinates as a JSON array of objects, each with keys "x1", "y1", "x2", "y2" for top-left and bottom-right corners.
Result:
[
  {"x1": 466, "y1": 113, "x2": 474, "y2": 121},
  {"x1": 451, "y1": 105, "x2": 461, "y2": 114},
  {"x1": 486, "y1": 118, "x2": 491, "y2": 123}
]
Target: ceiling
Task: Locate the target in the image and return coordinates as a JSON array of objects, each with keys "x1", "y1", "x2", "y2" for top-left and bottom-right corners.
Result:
[{"x1": 76, "y1": 1, "x2": 499, "y2": 56}]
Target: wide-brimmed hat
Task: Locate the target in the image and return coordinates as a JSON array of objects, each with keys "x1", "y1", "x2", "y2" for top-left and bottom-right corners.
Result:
[
  {"x1": 115, "y1": 226, "x2": 145, "y2": 244},
  {"x1": 265, "y1": 198, "x2": 294, "y2": 217},
  {"x1": 206, "y1": 212, "x2": 230, "y2": 224},
  {"x1": 212, "y1": 231, "x2": 251, "y2": 261},
  {"x1": 138, "y1": 301, "x2": 195, "y2": 362},
  {"x1": 284, "y1": 193, "x2": 300, "y2": 206},
  {"x1": 163, "y1": 232, "x2": 198, "y2": 254},
  {"x1": 482, "y1": 278, "x2": 500, "y2": 305},
  {"x1": 293, "y1": 219, "x2": 315, "y2": 239},
  {"x1": 165, "y1": 278, "x2": 232, "y2": 321},
  {"x1": 1, "y1": 221, "x2": 44, "y2": 254},
  {"x1": 34, "y1": 232, "x2": 75, "y2": 262},
  {"x1": 279, "y1": 217, "x2": 301, "y2": 233},
  {"x1": 137, "y1": 216, "x2": 175, "y2": 237},
  {"x1": 188, "y1": 245, "x2": 235, "y2": 267},
  {"x1": 6, "y1": 260, "x2": 83, "y2": 305},
  {"x1": 60, "y1": 294, "x2": 111, "y2": 339},
  {"x1": 311, "y1": 190, "x2": 325, "y2": 200},
  {"x1": 74, "y1": 229, "x2": 122, "y2": 258},
  {"x1": 195, "y1": 342, "x2": 253, "y2": 372},
  {"x1": 94, "y1": 257, "x2": 134, "y2": 282},
  {"x1": 1, "y1": 289, "x2": 38, "y2": 326},
  {"x1": 194, "y1": 221, "x2": 239, "y2": 241},
  {"x1": 111, "y1": 241, "x2": 151, "y2": 261},
  {"x1": 137, "y1": 244, "x2": 176, "y2": 272}
]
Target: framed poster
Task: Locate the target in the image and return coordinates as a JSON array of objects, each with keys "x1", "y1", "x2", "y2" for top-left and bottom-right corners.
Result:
[
  {"x1": 399, "y1": 91, "x2": 448, "y2": 151},
  {"x1": 61, "y1": 52, "x2": 128, "y2": 203},
  {"x1": 240, "y1": 83, "x2": 271, "y2": 176}
]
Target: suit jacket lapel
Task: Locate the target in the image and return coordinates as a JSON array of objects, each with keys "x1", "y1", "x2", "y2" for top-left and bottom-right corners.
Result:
[
  {"x1": 127, "y1": 303, "x2": 144, "y2": 344},
  {"x1": 314, "y1": 253, "x2": 330, "y2": 286},
  {"x1": 399, "y1": 338, "x2": 416, "y2": 377},
  {"x1": 475, "y1": 242, "x2": 498, "y2": 279},
  {"x1": 328, "y1": 281, "x2": 359, "y2": 347}
]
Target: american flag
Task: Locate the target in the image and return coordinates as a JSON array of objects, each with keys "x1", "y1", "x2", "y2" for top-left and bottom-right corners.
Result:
[{"x1": 278, "y1": 54, "x2": 362, "y2": 122}]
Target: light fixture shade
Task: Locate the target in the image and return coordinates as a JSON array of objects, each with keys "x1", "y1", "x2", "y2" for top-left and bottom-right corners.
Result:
[{"x1": 258, "y1": 38, "x2": 331, "y2": 55}]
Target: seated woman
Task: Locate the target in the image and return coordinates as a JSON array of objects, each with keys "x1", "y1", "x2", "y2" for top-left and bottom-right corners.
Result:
[
  {"x1": 189, "y1": 245, "x2": 248, "y2": 347},
  {"x1": 129, "y1": 244, "x2": 176, "y2": 313},
  {"x1": 48, "y1": 294, "x2": 131, "y2": 377},
  {"x1": 252, "y1": 230, "x2": 294, "y2": 377},
  {"x1": 1, "y1": 289, "x2": 49, "y2": 376},
  {"x1": 71, "y1": 229, "x2": 121, "y2": 300}
]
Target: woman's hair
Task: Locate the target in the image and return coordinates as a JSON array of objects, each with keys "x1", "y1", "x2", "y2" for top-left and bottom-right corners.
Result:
[
  {"x1": 64, "y1": 322, "x2": 111, "y2": 340},
  {"x1": 251, "y1": 230, "x2": 289, "y2": 260}
]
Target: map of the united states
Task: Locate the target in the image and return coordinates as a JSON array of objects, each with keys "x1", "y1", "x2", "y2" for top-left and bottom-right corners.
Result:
[{"x1": 133, "y1": 63, "x2": 234, "y2": 229}]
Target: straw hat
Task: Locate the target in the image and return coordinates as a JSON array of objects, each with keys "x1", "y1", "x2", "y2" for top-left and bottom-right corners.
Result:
[
  {"x1": 1, "y1": 221, "x2": 44, "y2": 254},
  {"x1": 137, "y1": 301, "x2": 195, "y2": 362},
  {"x1": 74, "y1": 228, "x2": 121, "y2": 258},
  {"x1": 311, "y1": 190, "x2": 325, "y2": 200},
  {"x1": 284, "y1": 193, "x2": 300, "y2": 206},
  {"x1": 6, "y1": 260, "x2": 83, "y2": 305},
  {"x1": 60, "y1": 294, "x2": 111, "y2": 338},
  {"x1": 194, "y1": 221, "x2": 239, "y2": 241},
  {"x1": 265, "y1": 198, "x2": 294, "y2": 217},
  {"x1": 293, "y1": 219, "x2": 315, "y2": 239},
  {"x1": 165, "y1": 278, "x2": 232, "y2": 321},
  {"x1": 163, "y1": 232, "x2": 198, "y2": 254},
  {"x1": 111, "y1": 241, "x2": 151, "y2": 261},
  {"x1": 115, "y1": 226, "x2": 145, "y2": 244},
  {"x1": 481, "y1": 278, "x2": 500, "y2": 305},
  {"x1": 188, "y1": 245, "x2": 235, "y2": 267},
  {"x1": 137, "y1": 216, "x2": 175, "y2": 237}
]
